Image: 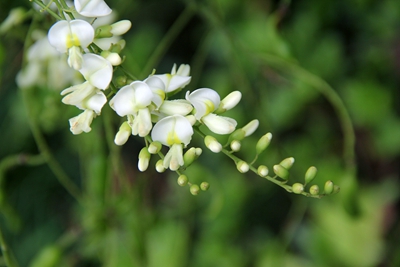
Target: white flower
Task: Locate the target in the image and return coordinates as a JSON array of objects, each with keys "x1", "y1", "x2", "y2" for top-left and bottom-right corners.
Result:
[
  {"x1": 48, "y1": 19, "x2": 94, "y2": 69},
  {"x1": 69, "y1": 109, "x2": 96, "y2": 134},
  {"x1": 151, "y1": 115, "x2": 194, "y2": 171},
  {"x1": 152, "y1": 64, "x2": 191, "y2": 94},
  {"x1": 74, "y1": 0, "x2": 112, "y2": 17},
  {"x1": 79, "y1": 53, "x2": 113, "y2": 89},
  {"x1": 61, "y1": 82, "x2": 107, "y2": 113},
  {"x1": 202, "y1": 113, "x2": 237, "y2": 135}
]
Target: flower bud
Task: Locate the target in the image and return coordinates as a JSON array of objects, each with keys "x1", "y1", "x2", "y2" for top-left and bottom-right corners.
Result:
[
  {"x1": 273, "y1": 164, "x2": 289, "y2": 180},
  {"x1": 257, "y1": 165, "x2": 269, "y2": 177},
  {"x1": 148, "y1": 141, "x2": 162, "y2": 154},
  {"x1": 215, "y1": 91, "x2": 242, "y2": 113},
  {"x1": 114, "y1": 122, "x2": 131, "y2": 145},
  {"x1": 230, "y1": 140, "x2": 241, "y2": 152},
  {"x1": 256, "y1": 132, "x2": 272, "y2": 155},
  {"x1": 138, "y1": 147, "x2": 151, "y2": 172},
  {"x1": 279, "y1": 157, "x2": 295, "y2": 170},
  {"x1": 190, "y1": 184, "x2": 200, "y2": 195},
  {"x1": 229, "y1": 129, "x2": 246, "y2": 142},
  {"x1": 101, "y1": 51, "x2": 122, "y2": 66},
  {"x1": 236, "y1": 161, "x2": 249, "y2": 173},
  {"x1": 109, "y1": 40, "x2": 126, "y2": 53},
  {"x1": 324, "y1": 180, "x2": 334, "y2": 194},
  {"x1": 309, "y1": 185, "x2": 319, "y2": 195},
  {"x1": 242, "y1": 119, "x2": 259, "y2": 137},
  {"x1": 205, "y1": 135, "x2": 222, "y2": 153},
  {"x1": 304, "y1": 166, "x2": 317, "y2": 185},
  {"x1": 292, "y1": 183, "x2": 304, "y2": 194},
  {"x1": 110, "y1": 20, "x2": 132, "y2": 36},
  {"x1": 200, "y1": 182, "x2": 210, "y2": 191},
  {"x1": 155, "y1": 159, "x2": 166, "y2": 173},
  {"x1": 0, "y1": 7, "x2": 26, "y2": 34},
  {"x1": 333, "y1": 185, "x2": 340, "y2": 194},
  {"x1": 95, "y1": 25, "x2": 113, "y2": 38},
  {"x1": 184, "y1": 147, "x2": 201, "y2": 167},
  {"x1": 177, "y1": 175, "x2": 188, "y2": 186}
]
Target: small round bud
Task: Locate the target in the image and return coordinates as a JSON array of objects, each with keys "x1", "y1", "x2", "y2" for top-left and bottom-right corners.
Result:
[
  {"x1": 177, "y1": 175, "x2": 188, "y2": 186},
  {"x1": 138, "y1": 147, "x2": 151, "y2": 172},
  {"x1": 200, "y1": 182, "x2": 210, "y2": 191},
  {"x1": 102, "y1": 51, "x2": 122, "y2": 66},
  {"x1": 273, "y1": 164, "x2": 289, "y2": 180},
  {"x1": 305, "y1": 166, "x2": 317, "y2": 185},
  {"x1": 257, "y1": 165, "x2": 269, "y2": 177},
  {"x1": 148, "y1": 141, "x2": 162, "y2": 154},
  {"x1": 155, "y1": 159, "x2": 166, "y2": 173},
  {"x1": 115, "y1": 76, "x2": 128, "y2": 87},
  {"x1": 114, "y1": 121, "x2": 131, "y2": 146},
  {"x1": 292, "y1": 183, "x2": 304, "y2": 194},
  {"x1": 256, "y1": 132, "x2": 272, "y2": 155},
  {"x1": 242, "y1": 119, "x2": 259, "y2": 137},
  {"x1": 324, "y1": 180, "x2": 334, "y2": 194},
  {"x1": 236, "y1": 161, "x2": 250, "y2": 173},
  {"x1": 309, "y1": 185, "x2": 320, "y2": 195},
  {"x1": 230, "y1": 140, "x2": 241, "y2": 152},
  {"x1": 205, "y1": 135, "x2": 222, "y2": 153},
  {"x1": 190, "y1": 184, "x2": 200, "y2": 195},
  {"x1": 333, "y1": 185, "x2": 340, "y2": 194},
  {"x1": 279, "y1": 157, "x2": 295, "y2": 170}
]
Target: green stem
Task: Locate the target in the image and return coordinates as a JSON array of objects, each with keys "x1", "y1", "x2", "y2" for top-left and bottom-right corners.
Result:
[
  {"x1": 0, "y1": 226, "x2": 19, "y2": 267},
  {"x1": 31, "y1": 0, "x2": 62, "y2": 20},
  {"x1": 141, "y1": 4, "x2": 195, "y2": 78}
]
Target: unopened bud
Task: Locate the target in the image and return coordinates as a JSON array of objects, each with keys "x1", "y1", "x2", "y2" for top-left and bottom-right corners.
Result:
[
  {"x1": 184, "y1": 147, "x2": 201, "y2": 167},
  {"x1": 114, "y1": 122, "x2": 131, "y2": 145},
  {"x1": 230, "y1": 140, "x2": 241, "y2": 152},
  {"x1": 279, "y1": 157, "x2": 295, "y2": 170},
  {"x1": 101, "y1": 51, "x2": 122, "y2": 66},
  {"x1": 324, "y1": 180, "x2": 334, "y2": 194},
  {"x1": 257, "y1": 165, "x2": 269, "y2": 177},
  {"x1": 242, "y1": 119, "x2": 259, "y2": 137},
  {"x1": 95, "y1": 25, "x2": 113, "y2": 38},
  {"x1": 190, "y1": 184, "x2": 200, "y2": 195},
  {"x1": 309, "y1": 185, "x2": 319, "y2": 195},
  {"x1": 304, "y1": 166, "x2": 317, "y2": 185},
  {"x1": 256, "y1": 132, "x2": 272, "y2": 155},
  {"x1": 0, "y1": 7, "x2": 26, "y2": 34},
  {"x1": 200, "y1": 182, "x2": 210, "y2": 191},
  {"x1": 292, "y1": 183, "x2": 304, "y2": 194},
  {"x1": 110, "y1": 20, "x2": 132, "y2": 36},
  {"x1": 177, "y1": 175, "x2": 188, "y2": 186},
  {"x1": 215, "y1": 91, "x2": 242, "y2": 113},
  {"x1": 155, "y1": 159, "x2": 166, "y2": 173},
  {"x1": 148, "y1": 141, "x2": 162, "y2": 154},
  {"x1": 205, "y1": 135, "x2": 222, "y2": 153},
  {"x1": 273, "y1": 164, "x2": 289, "y2": 180},
  {"x1": 333, "y1": 185, "x2": 340, "y2": 194},
  {"x1": 138, "y1": 147, "x2": 151, "y2": 172},
  {"x1": 236, "y1": 161, "x2": 249, "y2": 173},
  {"x1": 229, "y1": 129, "x2": 246, "y2": 142}
]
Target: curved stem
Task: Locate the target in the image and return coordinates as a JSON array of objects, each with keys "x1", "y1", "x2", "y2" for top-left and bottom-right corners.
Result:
[{"x1": 0, "y1": 226, "x2": 19, "y2": 267}]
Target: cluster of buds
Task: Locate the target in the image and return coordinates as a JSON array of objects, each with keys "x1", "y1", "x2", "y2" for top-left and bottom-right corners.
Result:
[{"x1": 14, "y1": 0, "x2": 339, "y2": 197}]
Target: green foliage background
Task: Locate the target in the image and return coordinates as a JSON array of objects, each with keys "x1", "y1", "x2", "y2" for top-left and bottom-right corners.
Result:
[{"x1": 0, "y1": 0, "x2": 399, "y2": 266}]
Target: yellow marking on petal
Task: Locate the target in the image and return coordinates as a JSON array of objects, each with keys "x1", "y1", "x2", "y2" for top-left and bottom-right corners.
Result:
[
  {"x1": 66, "y1": 33, "x2": 81, "y2": 48},
  {"x1": 204, "y1": 100, "x2": 215, "y2": 114},
  {"x1": 166, "y1": 131, "x2": 182, "y2": 146}
]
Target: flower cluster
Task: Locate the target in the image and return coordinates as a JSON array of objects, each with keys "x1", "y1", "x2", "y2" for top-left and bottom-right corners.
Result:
[{"x1": 21, "y1": 0, "x2": 339, "y2": 197}]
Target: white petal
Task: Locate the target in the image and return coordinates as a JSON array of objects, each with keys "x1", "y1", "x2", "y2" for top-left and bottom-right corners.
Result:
[
  {"x1": 145, "y1": 76, "x2": 165, "y2": 108},
  {"x1": 159, "y1": 100, "x2": 193, "y2": 116},
  {"x1": 48, "y1": 20, "x2": 71, "y2": 53},
  {"x1": 151, "y1": 115, "x2": 193, "y2": 146},
  {"x1": 114, "y1": 122, "x2": 131, "y2": 145},
  {"x1": 176, "y1": 64, "x2": 190, "y2": 76},
  {"x1": 74, "y1": 0, "x2": 112, "y2": 17},
  {"x1": 220, "y1": 91, "x2": 242, "y2": 111},
  {"x1": 80, "y1": 53, "x2": 112, "y2": 89},
  {"x1": 202, "y1": 113, "x2": 237, "y2": 135},
  {"x1": 86, "y1": 91, "x2": 107, "y2": 113},
  {"x1": 131, "y1": 81, "x2": 153, "y2": 109},
  {"x1": 131, "y1": 108, "x2": 152, "y2": 137},
  {"x1": 69, "y1": 19, "x2": 95, "y2": 47},
  {"x1": 166, "y1": 75, "x2": 191, "y2": 93},
  {"x1": 110, "y1": 20, "x2": 132, "y2": 36},
  {"x1": 186, "y1": 88, "x2": 220, "y2": 120},
  {"x1": 109, "y1": 85, "x2": 136, "y2": 116},
  {"x1": 163, "y1": 144, "x2": 184, "y2": 171},
  {"x1": 69, "y1": 109, "x2": 95, "y2": 134},
  {"x1": 67, "y1": 46, "x2": 83, "y2": 70}
]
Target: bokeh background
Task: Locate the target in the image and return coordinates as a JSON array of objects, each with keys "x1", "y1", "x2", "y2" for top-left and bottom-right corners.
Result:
[{"x1": 0, "y1": 0, "x2": 399, "y2": 266}]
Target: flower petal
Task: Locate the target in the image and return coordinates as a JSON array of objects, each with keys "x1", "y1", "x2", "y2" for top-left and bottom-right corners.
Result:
[
  {"x1": 69, "y1": 109, "x2": 95, "y2": 134},
  {"x1": 74, "y1": 0, "x2": 112, "y2": 17},
  {"x1": 151, "y1": 115, "x2": 193, "y2": 146},
  {"x1": 186, "y1": 88, "x2": 220, "y2": 120},
  {"x1": 202, "y1": 113, "x2": 237, "y2": 134},
  {"x1": 79, "y1": 53, "x2": 112, "y2": 89}
]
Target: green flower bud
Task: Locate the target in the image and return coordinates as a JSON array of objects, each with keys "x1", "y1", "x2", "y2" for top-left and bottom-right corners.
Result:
[
  {"x1": 229, "y1": 129, "x2": 246, "y2": 142},
  {"x1": 138, "y1": 147, "x2": 151, "y2": 172},
  {"x1": 205, "y1": 135, "x2": 222, "y2": 153},
  {"x1": 242, "y1": 119, "x2": 259, "y2": 137},
  {"x1": 256, "y1": 132, "x2": 272, "y2": 155},
  {"x1": 114, "y1": 121, "x2": 131, "y2": 146},
  {"x1": 95, "y1": 25, "x2": 113, "y2": 38},
  {"x1": 148, "y1": 141, "x2": 162, "y2": 154},
  {"x1": 230, "y1": 140, "x2": 241, "y2": 152},
  {"x1": 324, "y1": 180, "x2": 334, "y2": 194},
  {"x1": 155, "y1": 159, "x2": 166, "y2": 173},
  {"x1": 292, "y1": 183, "x2": 304, "y2": 194},
  {"x1": 200, "y1": 182, "x2": 210, "y2": 191},
  {"x1": 333, "y1": 185, "x2": 340, "y2": 194},
  {"x1": 183, "y1": 147, "x2": 197, "y2": 167},
  {"x1": 309, "y1": 185, "x2": 319, "y2": 195},
  {"x1": 257, "y1": 165, "x2": 269, "y2": 177},
  {"x1": 177, "y1": 175, "x2": 188, "y2": 186},
  {"x1": 190, "y1": 184, "x2": 200, "y2": 195},
  {"x1": 273, "y1": 164, "x2": 289, "y2": 180},
  {"x1": 115, "y1": 75, "x2": 128, "y2": 87},
  {"x1": 304, "y1": 166, "x2": 317, "y2": 185},
  {"x1": 279, "y1": 157, "x2": 295, "y2": 170},
  {"x1": 215, "y1": 91, "x2": 242, "y2": 114},
  {"x1": 236, "y1": 161, "x2": 250, "y2": 173}
]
